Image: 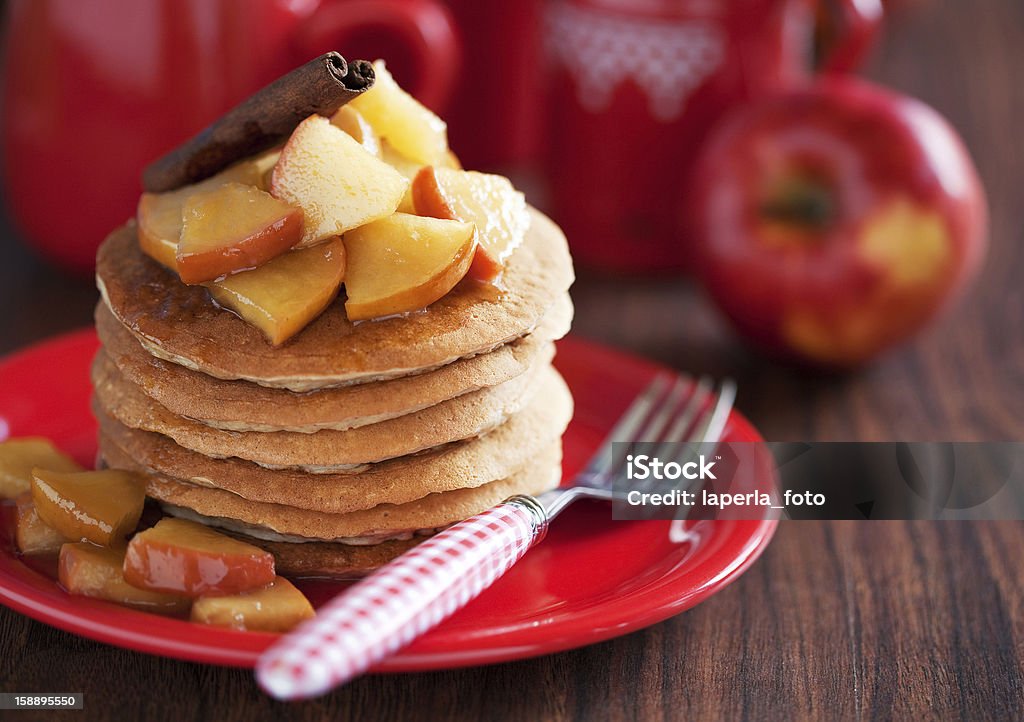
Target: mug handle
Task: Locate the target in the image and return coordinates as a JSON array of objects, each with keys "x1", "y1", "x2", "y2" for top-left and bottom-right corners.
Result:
[
  {"x1": 292, "y1": 0, "x2": 461, "y2": 111},
  {"x1": 817, "y1": 0, "x2": 884, "y2": 73}
]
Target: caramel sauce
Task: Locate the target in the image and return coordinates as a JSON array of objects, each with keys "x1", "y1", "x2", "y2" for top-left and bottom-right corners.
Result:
[{"x1": 460, "y1": 275, "x2": 506, "y2": 304}]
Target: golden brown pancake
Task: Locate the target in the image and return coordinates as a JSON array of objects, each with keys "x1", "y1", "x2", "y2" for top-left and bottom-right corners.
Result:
[
  {"x1": 94, "y1": 367, "x2": 573, "y2": 513},
  {"x1": 100, "y1": 443, "x2": 561, "y2": 541},
  {"x1": 94, "y1": 296, "x2": 570, "y2": 432},
  {"x1": 96, "y1": 207, "x2": 574, "y2": 391},
  {"x1": 93, "y1": 351, "x2": 550, "y2": 470}
]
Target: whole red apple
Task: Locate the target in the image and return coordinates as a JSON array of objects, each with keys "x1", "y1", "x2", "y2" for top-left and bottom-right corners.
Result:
[{"x1": 689, "y1": 78, "x2": 987, "y2": 366}]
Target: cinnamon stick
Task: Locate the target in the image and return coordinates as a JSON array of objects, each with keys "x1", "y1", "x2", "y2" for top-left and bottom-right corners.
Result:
[{"x1": 142, "y1": 52, "x2": 374, "y2": 192}]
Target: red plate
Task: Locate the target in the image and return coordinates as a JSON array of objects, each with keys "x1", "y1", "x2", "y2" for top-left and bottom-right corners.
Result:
[{"x1": 0, "y1": 330, "x2": 777, "y2": 669}]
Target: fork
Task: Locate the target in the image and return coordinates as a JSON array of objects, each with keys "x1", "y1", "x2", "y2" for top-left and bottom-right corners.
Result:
[{"x1": 256, "y1": 373, "x2": 737, "y2": 700}]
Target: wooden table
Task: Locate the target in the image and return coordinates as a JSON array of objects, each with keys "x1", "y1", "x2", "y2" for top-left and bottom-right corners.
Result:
[{"x1": 1, "y1": 2, "x2": 1022, "y2": 719}]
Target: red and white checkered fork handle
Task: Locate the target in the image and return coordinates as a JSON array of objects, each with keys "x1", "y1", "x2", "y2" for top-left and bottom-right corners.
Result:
[{"x1": 255, "y1": 496, "x2": 548, "y2": 700}]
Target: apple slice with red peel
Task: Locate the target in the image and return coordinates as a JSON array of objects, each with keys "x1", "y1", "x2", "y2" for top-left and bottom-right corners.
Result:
[
  {"x1": 380, "y1": 141, "x2": 461, "y2": 214},
  {"x1": 176, "y1": 182, "x2": 304, "y2": 284},
  {"x1": 191, "y1": 577, "x2": 315, "y2": 632},
  {"x1": 206, "y1": 237, "x2": 345, "y2": 345},
  {"x1": 31, "y1": 468, "x2": 147, "y2": 547},
  {"x1": 270, "y1": 114, "x2": 407, "y2": 248},
  {"x1": 124, "y1": 517, "x2": 276, "y2": 597},
  {"x1": 413, "y1": 167, "x2": 529, "y2": 281},
  {"x1": 330, "y1": 105, "x2": 381, "y2": 156},
  {"x1": 60, "y1": 543, "x2": 191, "y2": 615},
  {"x1": 0, "y1": 438, "x2": 82, "y2": 499},
  {"x1": 137, "y1": 159, "x2": 269, "y2": 270},
  {"x1": 15, "y1": 492, "x2": 66, "y2": 555},
  {"x1": 349, "y1": 60, "x2": 448, "y2": 165},
  {"x1": 343, "y1": 213, "x2": 476, "y2": 321}
]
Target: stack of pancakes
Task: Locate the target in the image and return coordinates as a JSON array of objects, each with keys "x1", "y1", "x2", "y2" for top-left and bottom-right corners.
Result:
[{"x1": 91, "y1": 207, "x2": 574, "y2": 576}]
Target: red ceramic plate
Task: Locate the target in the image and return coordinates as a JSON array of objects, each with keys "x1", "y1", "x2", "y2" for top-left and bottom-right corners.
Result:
[{"x1": 0, "y1": 330, "x2": 777, "y2": 670}]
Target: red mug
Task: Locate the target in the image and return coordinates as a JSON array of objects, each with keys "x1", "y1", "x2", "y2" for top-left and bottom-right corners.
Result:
[
  {"x1": 2, "y1": 0, "x2": 460, "y2": 274},
  {"x1": 543, "y1": 0, "x2": 883, "y2": 274}
]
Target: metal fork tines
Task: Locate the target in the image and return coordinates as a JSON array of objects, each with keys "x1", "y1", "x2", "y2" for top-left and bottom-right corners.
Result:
[{"x1": 536, "y1": 373, "x2": 737, "y2": 518}]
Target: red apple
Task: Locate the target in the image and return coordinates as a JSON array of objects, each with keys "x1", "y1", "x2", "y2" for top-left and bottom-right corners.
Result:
[{"x1": 689, "y1": 78, "x2": 987, "y2": 367}]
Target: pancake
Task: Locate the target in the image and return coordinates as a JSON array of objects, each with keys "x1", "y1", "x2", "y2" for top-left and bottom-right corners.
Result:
[
  {"x1": 96, "y1": 207, "x2": 574, "y2": 391},
  {"x1": 94, "y1": 367, "x2": 573, "y2": 513},
  {"x1": 100, "y1": 443, "x2": 562, "y2": 541},
  {"x1": 93, "y1": 351, "x2": 550, "y2": 470},
  {"x1": 94, "y1": 296, "x2": 571, "y2": 432},
  {"x1": 221, "y1": 531, "x2": 422, "y2": 578}
]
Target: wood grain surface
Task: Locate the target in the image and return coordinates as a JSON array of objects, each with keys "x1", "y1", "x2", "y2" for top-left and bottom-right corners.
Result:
[{"x1": 1, "y1": 1, "x2": 1022, "y2": 719}]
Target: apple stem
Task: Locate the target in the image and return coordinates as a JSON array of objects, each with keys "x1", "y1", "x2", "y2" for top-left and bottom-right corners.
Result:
[{"x1": 760, "y1": 180, "x2": 835, "y2": 230}]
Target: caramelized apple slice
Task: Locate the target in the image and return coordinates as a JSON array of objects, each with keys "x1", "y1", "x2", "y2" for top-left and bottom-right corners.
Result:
[
  {"x1": 413, "y1": 167, "x2": 529, "y2": 282},
  {"x1": 15, "y1": 493, "x2": 66, "y2": 555},
  {"x1": 60, "y1": 543, "x2": 191, "y2": 615},
  {"x1": 0, "y1": 438, "x2": 81, "y2": 499},
  {"x1": 206, "y1": 238, "x2": 345, "y2": 345},
  {"x1": 349, "y1": 60, "x2": 448, "y2": 165},
  {"x1": 330, "y1": 105, "x2": 381, "y2": 156},
  {"x1": 136, "y1": 199, "x2": 181, "y2": 269},
  {"x1": 137, "y1": 159, "x2": 268, "y2": 270},
  {"x1": 380, "y1": 142, "x2": 421, "y2": 214},
  {"x1": 176, "y1": 182, "x2": 304, "y2": 284},
  {"x1": 31, "y1": 468, "x2": 146, "y2": 547},
  {"x1": 191, "y1": 577, "x2": 315, "y2": 632},
  {"x1": 251, "y1": 148, "x2": 281, "y2": 192},
  {"x1": 270, "y1": 114, "x2": 407, "y2": 247},
  {"x1": 343, "y1": 213, "x2": 475, "y2": 321},
  {"x1": 380, "y1": 141, "x2": 462, "y2": 215},
  {"x1": 124, "y1": 517, "x2": 276, "y2": 597}
]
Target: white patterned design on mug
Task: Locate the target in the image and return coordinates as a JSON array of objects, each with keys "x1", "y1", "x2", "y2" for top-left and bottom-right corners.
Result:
[{"x1": 546, "y1": 1, "x2": 724, "y2": 123}]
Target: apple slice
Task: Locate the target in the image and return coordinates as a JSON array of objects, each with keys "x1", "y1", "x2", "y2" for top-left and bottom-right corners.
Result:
[
  {"x1": 176, "y1": 182, "x2": 304, "y2": 284},
  {"x1": 270, "y1": 114, "x2": 407, "y2": 247},
  {"x1": 0, "y1": 438, "x2": 81, "y2": 499},
  {"x1": 251, "y1": 147, "x2": 282, "y2": 192},
  {"x1": 443, "y1": 149, "x2": 463, "y2": 170},
  {"x1": 380, "y1": 141, "x2": 462, "y2": 215},
  {"x1": 191, "y1": 577, "x2": 315, "y2": 632},
  {"x1": 380, "y1": 142, "x2": 422, "y2": 214},
  {"x1": 330, "y1": 105, "x2": 381, "y2": 156},
  {"x1": 60, "y1": 543, "x2": 191, "y2": 615},
  {"x1": 349, "y1": 60, "x2": 448, "y2": 165},
  {"x1": 412, "y1": 167, "x2": 529, "y2": 281},
  {"x1": 124, "y1": 517, "x2": 276, "y2": 597},
  {"x1": 137, "y1": 158, "x2": 268, "y2": 270},
  {"x1": 15, "y1": 493, "x2": 66, "y2": 555},
  {"x1": 31, "y1": 468, "x2": 146, "y2": 547},
  {"x1": 206, "y1": 237, "x2": 345, "y2": 345},
  {"x1": 343, "y1": 213, "x2": 475, "y2": 321}
]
